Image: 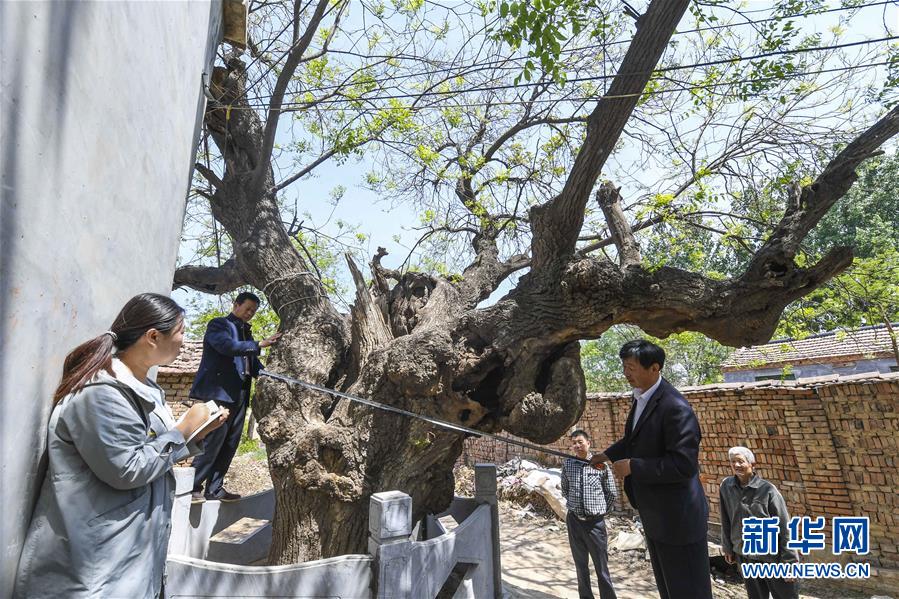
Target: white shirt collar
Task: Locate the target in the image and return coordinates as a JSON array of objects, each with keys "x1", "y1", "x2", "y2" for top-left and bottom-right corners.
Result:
[
  {"x1": 111, "y1": 358, "x2": 158, "y2": 400},
  {"x1": 632, "y1": 375, "x2": 663, "y2": 403},
  {"x1": 110, "y1": 358, "x2": 176, "y2": 428}
]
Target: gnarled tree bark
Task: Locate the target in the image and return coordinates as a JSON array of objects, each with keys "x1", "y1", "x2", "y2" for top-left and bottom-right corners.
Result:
[{"x1": 179, "y1": 0, "x2": 899, "y2": 565}]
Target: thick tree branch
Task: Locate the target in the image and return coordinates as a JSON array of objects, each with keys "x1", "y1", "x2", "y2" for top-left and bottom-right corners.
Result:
[
  {"x1": 246, "y1": 32, "x2": 278, "y2": 70},
  {"x1": 577, "y1": 214, "x2": 667, "y2": 255},
  {"x1": 195, "y1": 162, "x2": 223, "y2": 189},
  {"x1": 617, "y1": 249, "x2": 854, "y2": 346},
  {"x1": 512, "y1": 247, "x2": 853, "y2": 352},
  {"x1": 564, "y1": 110, "x2": 899, "y2": 345},
  {"x1": 251, "y1": 0, "x2": 337, "y2": 195},
  {"x1": 529, "y1": 0, "x2": 690, "y2": 272},
  {"x1": 456, "y1": 231, "x2": 529, "y2": 307},
  {"x1": 346, "y1": 254, "x2": 392, "y2": 377},
  {"x1": 172, "y1": 257, "x2": 245, "y2": 294},
  {"x1": 596, "y1": 182, "x2": 641, "y2": 267},
  {"x1": 370, "y1": 247, "x2": 401, "y2": 295},
  {"x1": 745, "y1": 105, "x2": 899, "y2": 280}
]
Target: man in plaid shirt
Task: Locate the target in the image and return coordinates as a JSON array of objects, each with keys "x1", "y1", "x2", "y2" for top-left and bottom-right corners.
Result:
[{"x1": 561, "y1": 429, "x2": 618, "y2": 599}]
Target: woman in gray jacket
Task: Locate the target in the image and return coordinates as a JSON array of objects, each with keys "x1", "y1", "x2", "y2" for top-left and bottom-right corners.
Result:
[{"x1": 14, "y1": 293, "x2": 228, "y2": 598}]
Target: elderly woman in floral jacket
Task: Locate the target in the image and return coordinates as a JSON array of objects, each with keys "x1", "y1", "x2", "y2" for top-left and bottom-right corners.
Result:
[{"x1": 15, "y1": 294, "x2": 227, "y2": 598}]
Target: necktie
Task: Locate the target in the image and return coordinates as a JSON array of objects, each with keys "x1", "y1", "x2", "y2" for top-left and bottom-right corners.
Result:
[
  {"x1": 240, "y1": 324, "x2": 250, "y2": 377},
  {"x1": 629, "y1": 396, "x2": 639, "y2": 433}
]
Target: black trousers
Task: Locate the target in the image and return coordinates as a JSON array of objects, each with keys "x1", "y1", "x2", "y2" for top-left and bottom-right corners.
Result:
[
  {"x1": 646, "y1": 536, "x2": 713, "y2": 599},
  {"x1": 737, "y1": 556, "x2": 800, "y2": 599},
  {"x1": 191, "y1": 388, "x2": 249, "y2": 498},
  {"x1": 566, "y1": 512, "x2": 618, "y2": 599}
]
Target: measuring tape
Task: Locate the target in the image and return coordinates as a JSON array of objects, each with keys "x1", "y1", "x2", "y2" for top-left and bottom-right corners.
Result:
[{"x1": 260, "y1": 369, "x2": 592, "y2": 464}]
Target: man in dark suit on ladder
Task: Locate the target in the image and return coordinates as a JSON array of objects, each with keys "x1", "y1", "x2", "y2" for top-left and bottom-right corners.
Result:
[
  {"x1": 592, "y1": 339, "x2": 712, "y2": 599},
  {"x1": 189, "y1": 291, "x2": 282, "y2": 501}
]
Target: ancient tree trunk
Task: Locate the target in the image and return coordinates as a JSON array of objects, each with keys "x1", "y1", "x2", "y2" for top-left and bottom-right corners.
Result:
[{"x1": 172, "y1": 0, "x2": 899, "y2": 565}]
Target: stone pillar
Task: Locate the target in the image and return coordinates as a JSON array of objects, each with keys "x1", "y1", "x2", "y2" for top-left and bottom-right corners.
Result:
[
  {"x1": 475, "y1": 463, "x2": 502, "y2": 599},
  {"x1": 168, "y1": 466, "x2": 195, "y2": 556},
  {"x1": 369, "y1": 490, "x2": 413, "y2": 599}
]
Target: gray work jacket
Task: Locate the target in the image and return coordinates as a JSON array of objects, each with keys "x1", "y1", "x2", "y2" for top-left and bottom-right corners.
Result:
[
  {"x1": 15, "y1": 361, "x2": 202, "y2": 598},
  {"x1": 719, "y1": 473, "x2": 799, "y2": 562}
]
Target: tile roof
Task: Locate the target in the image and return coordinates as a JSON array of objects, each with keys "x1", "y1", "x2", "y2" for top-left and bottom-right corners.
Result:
[
  {"x1": 159, "y1": 340, "x2": 204, "y2": 374},
  {"x1": 721, "y1": 323, "x2": 897, "y2": 371}
]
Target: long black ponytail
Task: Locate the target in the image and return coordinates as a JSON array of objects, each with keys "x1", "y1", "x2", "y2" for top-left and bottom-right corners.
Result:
[{"x1": 52, "y1": 293, "x2": 184, "y2": 404}]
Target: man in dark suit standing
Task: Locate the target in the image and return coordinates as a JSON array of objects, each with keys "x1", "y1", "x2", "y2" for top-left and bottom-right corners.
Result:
[
  {"x1": 592, "y1": 340, "x2": 712, "y2": 599},
  {"x1": 190, "y1": 291, "x2": 282, "y2": 501}
]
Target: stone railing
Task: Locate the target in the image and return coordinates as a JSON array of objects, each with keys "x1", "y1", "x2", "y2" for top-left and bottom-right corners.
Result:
[{"x1": 166, "y1": 464, "x2": 502, "y2": 598}]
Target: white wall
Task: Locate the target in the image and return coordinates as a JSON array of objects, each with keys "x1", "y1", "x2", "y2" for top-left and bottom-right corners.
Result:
[{"x1": 0, "y1": 1, "x2": 222, "y2": 592}]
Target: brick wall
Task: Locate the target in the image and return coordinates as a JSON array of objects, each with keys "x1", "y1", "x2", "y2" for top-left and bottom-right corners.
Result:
[
  {"x1": 818, "y1": 379, "x2": 899, "y2": 567},
  {"x1": 461, "y1": 374, "x2": 899, "y2": 577},
  {"x1": 158, "y1": 372, "x2": 194, "y2": 420}
]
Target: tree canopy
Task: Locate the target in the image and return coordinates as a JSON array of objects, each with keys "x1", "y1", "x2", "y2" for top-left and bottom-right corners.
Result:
[{"x1": 172, "y1": 0, "x2": 899, "y2": 562}]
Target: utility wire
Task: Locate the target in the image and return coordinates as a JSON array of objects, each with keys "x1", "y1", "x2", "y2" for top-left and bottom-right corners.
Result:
[
  {"x1": 233, "y1": 1, "x2": 897, "y2": 102},
  {"x1": 233, "y1": 35, "x2": 897, "y2": 107},
  {"x1": 203, "y1": 59, "x2": 891, "y2": 113}
]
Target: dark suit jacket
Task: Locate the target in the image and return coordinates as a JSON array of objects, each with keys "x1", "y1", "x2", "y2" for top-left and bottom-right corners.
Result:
[
  {"x1": 189, "y1": 314, "x2": 263, "y2": 405},
  {"x1": 605, "y1": 378, "x2": 709, "y2": 545}
]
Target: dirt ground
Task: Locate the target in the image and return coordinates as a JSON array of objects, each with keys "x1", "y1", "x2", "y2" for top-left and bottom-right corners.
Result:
[
  {"x1": 223, "y1": 449, "x2": 271, "y2": 495},
  {"x1": 497, "y1": 503, "x2": 871, "y2": 599},
  {"x1": 225, "y1": 454, "x2": 875, "y2": 599}
]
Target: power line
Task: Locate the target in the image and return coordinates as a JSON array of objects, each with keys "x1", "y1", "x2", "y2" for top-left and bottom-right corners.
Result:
[
  {"x1": 326, "y1": 0, "x2": 897, "y2": 71},
  {"x1": 204, "y1": 59, "x2": 890, "y2": 114},
  {"x1": 223, "y1": 36, "x2": 897, "y2": 110},
  {"x1": 701, "y1": 0, "x2": 893, "y2": 16},
  {"x1": 235, "y1": 0, "x2": 897, "y2": 101}
]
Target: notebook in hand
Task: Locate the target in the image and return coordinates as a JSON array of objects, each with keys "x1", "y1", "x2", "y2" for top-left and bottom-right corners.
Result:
[{"x1": 177, "y1": 400, "x2": 224, "y2": 443}]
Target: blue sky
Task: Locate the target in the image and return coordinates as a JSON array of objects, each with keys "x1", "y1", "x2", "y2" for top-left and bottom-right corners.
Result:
[{"x1": 174, "y1": 0, "x2": 899, "y2": 320}]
